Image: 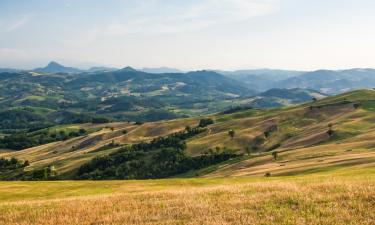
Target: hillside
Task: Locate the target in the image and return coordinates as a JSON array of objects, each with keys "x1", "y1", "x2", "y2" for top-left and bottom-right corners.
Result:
[
  {"x1": 2, "y1": 89, "x2": 375, "y2": 179},
  {"x1": 1, "y1": 68, "x2": 329, "y2": 136},
  {"x1": 0, "y1": 69, "x2": 255, "y2": 134}
]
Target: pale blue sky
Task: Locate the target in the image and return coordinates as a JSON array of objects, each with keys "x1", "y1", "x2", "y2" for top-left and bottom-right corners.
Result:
[{"x1": 1, "y1": 0, "x2": 375, "y2": 70}]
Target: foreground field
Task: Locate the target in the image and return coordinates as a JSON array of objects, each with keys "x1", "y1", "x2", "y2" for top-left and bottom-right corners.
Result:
[{"x1": 1, "y1": 168, "x2": 374, "y2": 225}]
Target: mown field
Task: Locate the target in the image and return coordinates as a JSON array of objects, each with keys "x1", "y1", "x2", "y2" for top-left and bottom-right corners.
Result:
[{"x1": 0, "y1": 167, "x2": 374, "y2": 225}]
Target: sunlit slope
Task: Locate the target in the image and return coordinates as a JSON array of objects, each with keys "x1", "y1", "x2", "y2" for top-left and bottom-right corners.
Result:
[
  {"x1": 0, "y1": 119, "x2": 200, "y2": 174},
  {"x1": 2, "y1": 89, "x2": 375, "y2": 177}
]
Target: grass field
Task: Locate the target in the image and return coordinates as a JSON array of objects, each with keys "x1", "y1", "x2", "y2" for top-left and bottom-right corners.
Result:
[{"x1": 0, "y1": 168, "x2": 374, "y2": 225}]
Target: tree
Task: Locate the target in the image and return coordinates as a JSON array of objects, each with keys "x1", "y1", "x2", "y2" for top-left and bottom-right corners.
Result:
[
  {"x1": 228, "y1": 130, "x2": 235, "y2": 139},
  {"x1": 272, "y1": 151, "x2": 278, "y2": 160},
  {"x1": 78, "y1": 128, "x2": 86, "y2": 135},
  {"x1": 198, "y1": 118, "x2": 214, "y2": 128},
  {"x1": 312, "y1": 97, "x2": 317, "y2": 102}
]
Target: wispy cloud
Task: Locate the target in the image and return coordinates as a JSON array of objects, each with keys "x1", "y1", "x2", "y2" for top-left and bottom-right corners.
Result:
[
  {"x1": 107, "y1": 0, "x2": 279, "y2": 35},
  {"x1": 3, "y1": 14, "x2": 34, "y2": 32},
  {"x1": 60, "y1": 0, "x2": 279, "y2": 47}
]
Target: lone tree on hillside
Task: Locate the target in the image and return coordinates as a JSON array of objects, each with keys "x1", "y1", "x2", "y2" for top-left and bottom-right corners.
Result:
[
  {"x1": 272, "y1": 151, "x2": 278, "y2": 160},
  {"x1": 228, "y1": 129, "x2": 235, "y2": 140}
]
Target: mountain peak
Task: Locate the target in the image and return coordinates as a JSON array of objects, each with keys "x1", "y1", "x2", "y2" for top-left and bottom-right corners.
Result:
[
  {"x1": 46, "y1": 61, "x2": 64, "y2": 68},
  {"x1": 34, "y1": 61, "x2": 82, "y2": 74},
  {"x1": 120, "y1": 66, "x2": 137, "y2": 72}
]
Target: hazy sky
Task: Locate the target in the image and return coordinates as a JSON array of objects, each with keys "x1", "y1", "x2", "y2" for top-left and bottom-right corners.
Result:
[{"x1": 1, "y1": 0, "x2": 375, "y2": 70}]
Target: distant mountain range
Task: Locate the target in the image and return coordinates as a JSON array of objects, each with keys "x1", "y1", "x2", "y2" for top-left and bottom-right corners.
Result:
[
  {"x1": 276, "y1": 69, "x2": 375, "y2": 94},
  {"x1": 217, "y1": 68, "x2": 375, "y2": 94},
  {"x1": 3, "y1": 61, "x2": 375, "y2": 96},
  {"x1": 2, "y1": 61, "x2": 369, "y2": 96}
]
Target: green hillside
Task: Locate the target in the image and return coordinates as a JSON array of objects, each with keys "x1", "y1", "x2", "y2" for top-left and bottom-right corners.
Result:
[{"x1": 1, "y1": 89, "x2": 375, "y2": 180}]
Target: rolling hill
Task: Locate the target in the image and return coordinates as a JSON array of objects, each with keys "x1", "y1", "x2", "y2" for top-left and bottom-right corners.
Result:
[
  {"x1": 1, "y1": 67, "x2": 330, "y2": 136},
  {"x1": 2, "y1": 89, "x2": 375, "y2": 179},
  {"x1": 0, "y1": 68, "x2": 256, "y2": 134}
]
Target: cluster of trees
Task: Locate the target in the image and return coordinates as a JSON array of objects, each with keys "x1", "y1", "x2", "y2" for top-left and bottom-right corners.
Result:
[
  {"x1": 0, "y1": 128, "x2": 87, "y2": 150},
  {"x1": 0, "y1": 156, "x2": 59, "y2": 181},
  {"x1": 219, "y1": 106, "x2": 253, "y2": 115},
  {"x1": 0, "y1": 157, "x2": 28, "y2": 170},
  {"x1": 77, "y1": 126, "x2": 237, "y2": 180},
  {"x1": 0, "y1": 157, "x2": 29, "y2": 180},
  {"x1": 198, "y1": 118, "x2": 214, "y2": 127},
  {"x1": 91, "y1": 117, "x2": 111, "y2": 124},
  {"x1": 26, "y1": 165, "x2": 58, "y2": 180}
]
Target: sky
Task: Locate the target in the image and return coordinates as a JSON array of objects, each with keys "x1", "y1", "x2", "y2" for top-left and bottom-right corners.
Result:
[{"x1": 0, "y1": 0, "x2": 375, "y2": 71}]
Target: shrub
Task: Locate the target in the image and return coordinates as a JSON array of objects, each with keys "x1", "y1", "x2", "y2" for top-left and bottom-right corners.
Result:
[
  {"x1": 272, "y1": 151, "x2": 278, "y2": 160},
  {"x1": 228, "y1": 130, "x2": 235, "y2": 139}
]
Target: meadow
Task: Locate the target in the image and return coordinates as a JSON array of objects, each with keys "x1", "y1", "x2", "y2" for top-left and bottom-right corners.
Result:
[{"x1": 0, "y1": 167, "x2": 374, "y2": 225}]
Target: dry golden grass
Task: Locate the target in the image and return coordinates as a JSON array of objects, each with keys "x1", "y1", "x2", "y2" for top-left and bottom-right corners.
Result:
[{"x1": 0, "y1": 173, "x2": 374, "y2": 225}]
